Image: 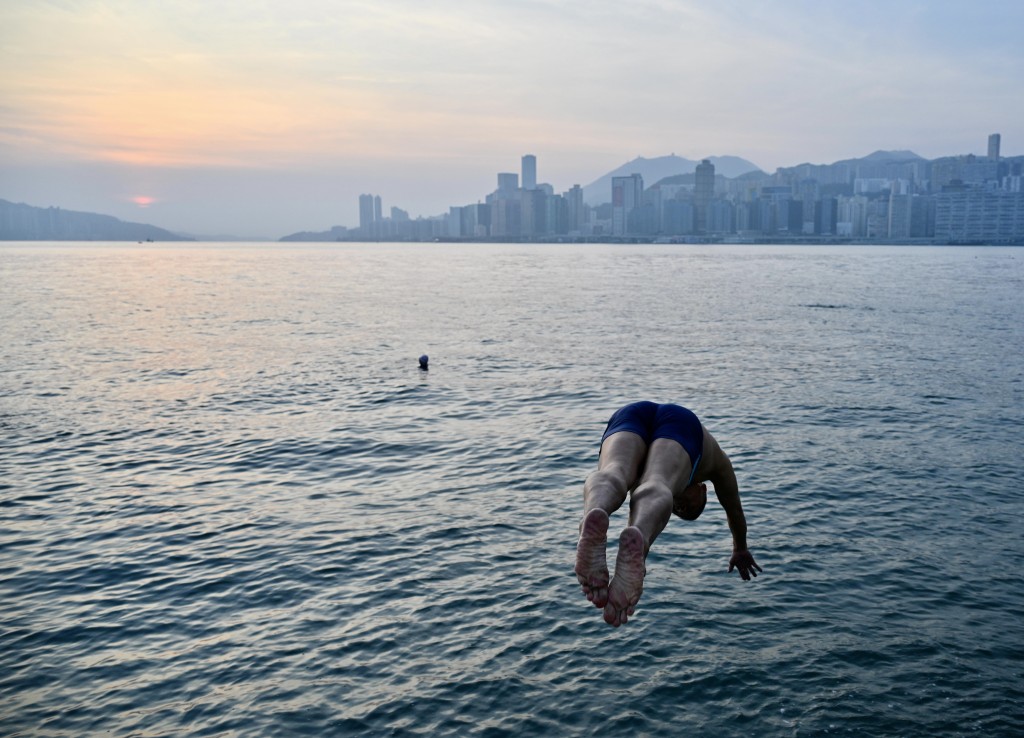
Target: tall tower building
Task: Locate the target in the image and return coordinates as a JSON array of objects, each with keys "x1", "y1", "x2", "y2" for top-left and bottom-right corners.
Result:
[
  {"x1": 888, "y1": 189, "x2": 913, "y2": 239},
  {"x1": 522, "y1": 155, "x2": 537, "y2": 191},
  {"x1": 497, "y1": 172, "x2": 519, "y2": 193},
  {"x1": 694, "y1": 159, "x2": 715, "y2": 232},
  {"x1": 374, "y1": 195, "x2": 382, "y2": 222},
  {"x1": 988, "y1": 133, "x2": 1001, "y2": 161},
  {"x1": 359, "y1": 194, "x2": 375, "y2": 233},
  {"x1": 611, "y1": 174, "x2": 644, "y2": 236},
  {"x1": 566, "y1": 185, "x2": 585, "y2": 232},
  {"x1": 520, "y1": 188, "x2": 546, "y2": 237}
]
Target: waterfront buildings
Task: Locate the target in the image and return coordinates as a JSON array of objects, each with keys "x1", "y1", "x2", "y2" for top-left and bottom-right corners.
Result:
[
  {"x1": 350, "y1": 137, "x2": 1024, "y2": 243},
  {"x1": 934, "y1": 189, "x2": 1024, "y2": 242}
]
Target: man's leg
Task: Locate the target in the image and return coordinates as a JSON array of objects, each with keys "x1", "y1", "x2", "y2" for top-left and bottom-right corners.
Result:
[
  {"x1": 575, "y1": 432, "x2": 646, "y2": 609},
  {"x1": 604, "y1": 438, "x2": 693, "y2": 627}
]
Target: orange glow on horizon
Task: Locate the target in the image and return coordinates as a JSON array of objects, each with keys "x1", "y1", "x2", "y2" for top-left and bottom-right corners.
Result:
[
  {"x1": 131, "y1": 196, "x2": 156, "y2": 207},
  {"x1": 45, "y1": 83, "x2": 396, "y2": 168}
]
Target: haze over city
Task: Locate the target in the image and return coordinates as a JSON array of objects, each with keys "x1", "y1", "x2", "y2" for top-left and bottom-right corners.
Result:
[{"x1": 2, "y1": 1, "x2": 1023, "y2": 238}]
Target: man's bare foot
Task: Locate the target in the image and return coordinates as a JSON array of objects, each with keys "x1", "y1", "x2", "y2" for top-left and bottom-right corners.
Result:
[
  {"x1": 575, "y1": 508, "x2": 610, "y2": 608},
  {"x1": 604, "y1": 526, "x2": 646, "y2": 627}
]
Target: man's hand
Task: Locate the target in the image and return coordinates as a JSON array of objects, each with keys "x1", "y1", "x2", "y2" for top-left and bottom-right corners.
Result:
[{"x1": 728, "y1": 549, "x2": 762, "y2": 581}]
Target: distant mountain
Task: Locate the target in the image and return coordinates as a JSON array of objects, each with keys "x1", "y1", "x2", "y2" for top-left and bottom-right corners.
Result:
[
  {"x1": 772, "y1": 150, "x2": 929, "y2": 185},
  {"x1": 650, "y1": 172, "x2": 732, "y2": 189},
  {"x1": 852, "y1": 149, "x2": 924, "y2": 163},
  {"x1": 279, "y1": 226, "x2": 349, "y2": 242},
  {"x1": 0, "y1": 199, "x2": 191, "y2": 241},
  {"x1": 582, "y1": 154, "x2": 763, "y2": 205},
  {"x1": 782, "y1": 150, "x2": 925, "y2": 170}
]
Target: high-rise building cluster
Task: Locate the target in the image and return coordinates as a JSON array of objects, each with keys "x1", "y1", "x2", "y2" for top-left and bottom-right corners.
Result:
[
  {"x1": 351, "y1": 135, "x2": 1024, "y2": 244},
  {"x1": 352, "y1": 155, "x2": 593, "y2": 241}
]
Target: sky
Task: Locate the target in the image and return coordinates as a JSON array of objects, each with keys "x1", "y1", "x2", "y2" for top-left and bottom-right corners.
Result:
[{"x1": 2, "y1": 1, "x2": 1023, "y2": 238}]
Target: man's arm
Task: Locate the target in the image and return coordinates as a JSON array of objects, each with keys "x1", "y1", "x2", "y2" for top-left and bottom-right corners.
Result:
[{"x1": 704, "y1": 433, "x2": 762, "y2": 581}]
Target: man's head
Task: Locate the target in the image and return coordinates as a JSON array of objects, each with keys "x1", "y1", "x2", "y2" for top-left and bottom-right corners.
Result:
[{"x1": 672, "y1": 481, "x2": 708, "y2": 520}]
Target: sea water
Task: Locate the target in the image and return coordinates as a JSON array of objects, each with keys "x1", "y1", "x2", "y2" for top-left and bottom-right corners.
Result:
[{"x1": 1, "y1": 243, "x2": 1022, "y2": 737}]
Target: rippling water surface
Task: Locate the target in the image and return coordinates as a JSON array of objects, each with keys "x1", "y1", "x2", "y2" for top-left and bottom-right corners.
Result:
[{"x1": 2, "y1": 243, "x2": 1023, "y2": 737}]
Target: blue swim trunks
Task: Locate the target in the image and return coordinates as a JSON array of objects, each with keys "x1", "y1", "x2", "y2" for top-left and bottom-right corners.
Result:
[{"x1": 601, "y1": 401, "x2": 704, "y2": 483}]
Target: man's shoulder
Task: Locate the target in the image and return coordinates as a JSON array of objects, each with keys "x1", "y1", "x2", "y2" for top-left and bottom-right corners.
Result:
[{"x1": 700, "y1": 428, "x2": 733, "y2": 480}]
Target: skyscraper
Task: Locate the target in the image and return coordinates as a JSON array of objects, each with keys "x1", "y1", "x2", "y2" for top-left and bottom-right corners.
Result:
[
  {"x1": 522, "y1": 155, "x2": 537, "y2": 191},
  {"x1": 694, "y1": 159, "x2": 715, "y2": 232},
  {"x1": 611, "y1": 174, "x2": 643, "y2": 236},
  {"x1": 497, "y1": 172, "x2": 519, "y2": 193},
  {"x1": 359, "y1": 194, "x2": 375, "y2": 233},
  {"x1": 520, "y1": 188, "x2": 546, "y2": 237},
  {"x1": 988, "y1": 133, "x2": 1001, "y2": 161},
  {"x1": 888, "y1": 189, "x2": 913, "y2": 239},
  {"x1": 565, "y1": 185, "x2": 584, "y2": 232}
]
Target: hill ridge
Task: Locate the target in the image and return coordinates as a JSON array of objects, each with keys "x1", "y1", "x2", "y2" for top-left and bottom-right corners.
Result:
[{"x1": 0, "y1": 199, "x2": 191, "y2": 241}]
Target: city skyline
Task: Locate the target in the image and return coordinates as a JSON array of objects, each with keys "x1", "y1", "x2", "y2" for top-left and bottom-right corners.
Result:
[
  {"x1": 2, "y1": 1, "x2": 1023, "y2": 237},
  {"x1": 340, "y1": 136, "x2": 1024, "y2": 245},
  {"x1": 3, "y1": 136, "x2": 1021, "y2": 243}
]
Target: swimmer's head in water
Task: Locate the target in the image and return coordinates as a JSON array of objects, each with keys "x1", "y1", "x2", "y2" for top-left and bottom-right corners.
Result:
[{"x1": 673, "y1": 482, "x2": 707, "y2": 520}]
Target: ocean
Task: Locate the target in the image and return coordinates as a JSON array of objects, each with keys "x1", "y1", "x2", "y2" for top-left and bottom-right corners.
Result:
[{"x1": 1, "y1": 243, "x2": 1022, "y2": 737}]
